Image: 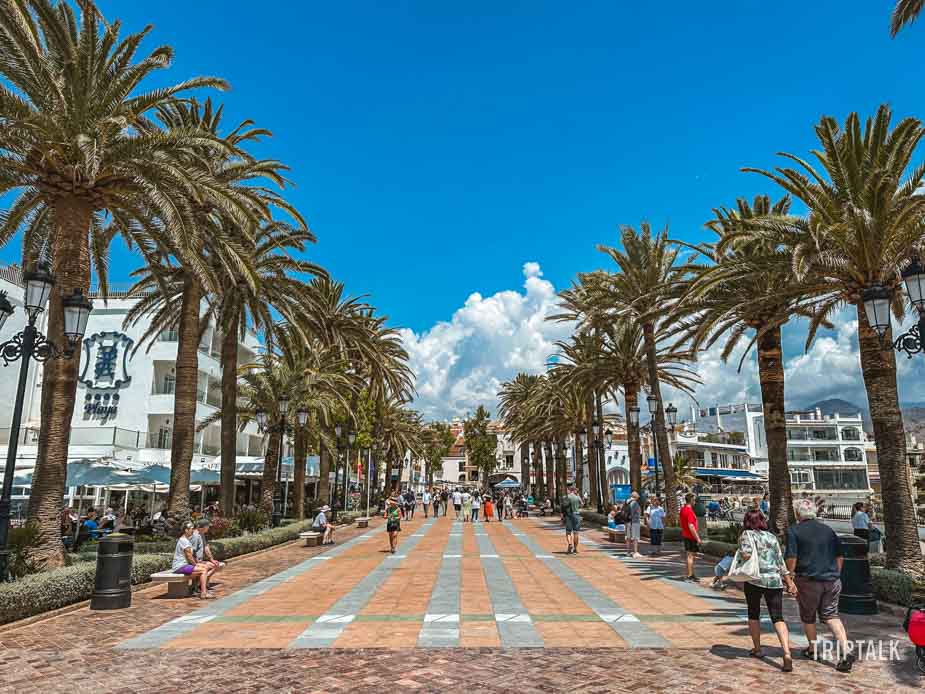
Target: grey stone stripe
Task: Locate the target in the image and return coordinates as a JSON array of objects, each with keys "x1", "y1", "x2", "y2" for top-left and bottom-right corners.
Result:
[
  {"x1": 289, "y1": 517, "x2": 438, "y2": 648},
  {"x1": 507, "y1": 522, "x2": 669, "y2": 648},
  {"x1": 117, "y1": 525, "x2": 385, "y2": 650},
  {"x1": 417, "y1": 526, "x2": 462, "y2": 647},
  {"x1": 472, "y1": 524, "x2": 543, "y2": 648}
]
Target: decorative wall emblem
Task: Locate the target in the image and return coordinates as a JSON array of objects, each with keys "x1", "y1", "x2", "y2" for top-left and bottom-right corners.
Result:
[{"x1": 79, "y1": 331, "x2": 134, "y2": 390}]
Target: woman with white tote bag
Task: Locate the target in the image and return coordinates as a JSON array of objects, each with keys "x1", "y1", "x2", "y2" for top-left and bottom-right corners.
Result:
[{"x1": 727, "y1": 510, "x2": 798, "y2": 672}]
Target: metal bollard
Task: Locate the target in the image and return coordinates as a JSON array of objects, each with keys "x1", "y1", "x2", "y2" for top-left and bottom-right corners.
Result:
[{"x1": 838, "y1": 534, "x2": 878, "y2": 615}]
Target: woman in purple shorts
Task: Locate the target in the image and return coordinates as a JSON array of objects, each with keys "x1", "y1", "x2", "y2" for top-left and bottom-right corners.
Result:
[{"x1": 172, "y1": 521, "x2": 215, "y2": 598}]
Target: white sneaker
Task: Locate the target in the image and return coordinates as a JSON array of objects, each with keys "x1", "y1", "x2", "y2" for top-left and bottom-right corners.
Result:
[{"x1": 632, "y1": 552, "x2": 643, "y2": 559}]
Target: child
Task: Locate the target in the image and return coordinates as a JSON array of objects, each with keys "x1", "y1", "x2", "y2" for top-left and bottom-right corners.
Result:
[{"x1": 712, "y1": 553, "x2": 734, "y2": 590}]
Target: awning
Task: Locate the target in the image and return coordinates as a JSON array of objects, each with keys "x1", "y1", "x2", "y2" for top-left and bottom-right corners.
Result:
[
  {"x1": 694, "y1": 468, "x2": 765, "y2": 480},
  {"x1": 493, "y1": 478, "x2": 521, "y2": 489}
]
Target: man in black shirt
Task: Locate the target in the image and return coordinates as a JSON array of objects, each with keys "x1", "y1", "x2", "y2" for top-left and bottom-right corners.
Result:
[{"x1": 785, "y1": 498, "x2": 854, "y2": 672}]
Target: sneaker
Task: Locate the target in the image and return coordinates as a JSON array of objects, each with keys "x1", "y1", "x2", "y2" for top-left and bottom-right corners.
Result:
[
  {"x1": 632, "y1": 552, "x2": 643, "y2": 559},
  {"x1": 686, "y1": 575, "x2": 698, "y2": 582},
  {"x1": 835, "y1": 654, "x2": 856, "y2": 673}
]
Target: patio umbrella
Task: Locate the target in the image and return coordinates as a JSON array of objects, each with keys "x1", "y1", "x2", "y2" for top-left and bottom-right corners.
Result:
[
  {"x1": 494, "y1": 478, "x2": 521, "y2": 489},
  {"x1": 191, "y1": 468, "x2": 220, "y2": 484}
]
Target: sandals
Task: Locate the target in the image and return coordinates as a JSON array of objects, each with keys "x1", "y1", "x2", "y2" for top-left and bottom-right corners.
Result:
[
  {"x1": 801, "y1": 646, "x2": 817, "y2": 661},
  {"x1": 749, "y1": 648, "x2": 762, "y2": 658},
  {"x1": 782, "y1": 655, "x2": 793, "y2": 672},
  {"x1": 199, "y1": 591, "x2": 216, "y2": 600}
]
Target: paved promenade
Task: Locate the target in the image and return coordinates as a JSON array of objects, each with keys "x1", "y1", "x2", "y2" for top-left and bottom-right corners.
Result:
[{"x1": 0, "y1": 513, "x2": 921, "y2": 692}]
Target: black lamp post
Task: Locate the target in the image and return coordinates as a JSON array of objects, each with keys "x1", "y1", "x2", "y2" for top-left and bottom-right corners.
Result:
[
  {"x1": 646, "y1": 393, "x2": 661, "y2": 497},
  {"x1": 590, "y1": 420, "x2": 604, "y2": 512},
  {"x1": 628, "y1": 405, "x2": 641, "y2": 491},
  {"x1": 0, "y1": 265, "x2": 93, "y2": 581},
  {"x1": 345, "y1": 429, "x2": 356, "y2": 512},
  {"x1": 862, "y1": 258, "x2": 925, "y2": 357}
]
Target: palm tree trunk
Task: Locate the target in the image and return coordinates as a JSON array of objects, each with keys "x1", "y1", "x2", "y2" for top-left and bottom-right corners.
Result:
[
  {"x1": 556, "y1": 437, "x2": 568, "y2": 501},
  {"x1": 259, "y1": 429, "x2": 281, "y2": 514},
  {"x1": 520, "y1": 443, "x2": 530, "y2": 494},
  {"x1": 586, "y1": 395, "x2": 600, "y2": 510},
  {"x1": 856, "y1": 302, "x2": 923, "y2": 573},
  {"x1": 575, "y1": 434, "x2": 585, "y2": 497},
  {"x1": 318, "y1": 437, "x2": 332, "y2": 503},
  {"x1": 167, "y1": 276, "x2": 202, "y2": 520},
  {"x1": 219, "y1": 312, "x2": 239, "y2": 516},
  {"x1": 756, "y1": 325, "x2": 794, "y2": 536},
  {"x1": 544, "y1": 441, "x2": 555, "y2": 502},
  {"x1": 595, "y1": 392, "x2": 607, "y2": 512},
  {"x1": 293, "y1": 427, "x2": 307, "y2": 520},
  {"x1": 643, "y1": 322, "x2": 677, "y2": 525},
  {"x1": 532, "y1": 441, "x2": 544, "y2": 499},
  {"x1": 626, "y1": 385, "x2": 643, "y2": 493},
  {"x1": 384, "y1": 455, "x2": 394, "y2": 494},
  {"x1": 28, "y1": 196, "x2": 93, "y2": 568}
]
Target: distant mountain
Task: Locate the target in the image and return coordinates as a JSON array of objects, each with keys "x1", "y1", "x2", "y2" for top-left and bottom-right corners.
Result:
[{"x1": 803, "y1": 399, "x2": 872, "y2": 431}]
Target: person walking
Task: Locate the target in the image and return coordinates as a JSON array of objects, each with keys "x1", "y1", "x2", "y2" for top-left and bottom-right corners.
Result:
[
  {"x1": 785, "y1": 498, "x2": 855, "y2": 672},
  {"x1": 735, "y1": 510, "x2": 796, "y2": 672},
  {"x1": 452, "y1": 488, "x2": 462, "y2": 520},
  {"x1": 404, "y1": 488, "x2": 416, "y2": 521},
  {"x1": 647, "y1": 497, "x2": 665, "y2": 555},
  {"x1": 422, "y1": 488, "x2": 432, "y2": 519},
  {"x1": 680, "y1": 493, "x2": 702, "y2": 581},
  {"x1": 504, "y1": 493, "x2": 513, "y2": 520},
  {"x1": 471, "y1": 491, "x2": 481, "y2": 522},
  {"x1": 851, "y1": 501, "x2": 871, "y2": 541},
  {"x1": 564, "y1": 485, "x2": 582, "y2": 554},
  {"x1": 462, "y1": 489, "x2": 473, "y2": 522},
  {"x1": 484, "y1": 494, "x2": 494, "y2": 522},
  {"x1": 385, "y1": 496, "x2": 402, "y2": 554},
  {"x1": 759, "y1": 493, "x2": 770, "y2": 517},
  {"x1": 625, "y1": 491, "x2": 643, "y2": 558}
]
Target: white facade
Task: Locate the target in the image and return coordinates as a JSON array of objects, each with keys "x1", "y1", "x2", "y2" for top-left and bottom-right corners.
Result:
[
  {"x1": 0, "y1": 264, "x2": 265, "y2": 483},
  {"x1": 696, "y1": 401, "x2": 872, "y2": 500}
]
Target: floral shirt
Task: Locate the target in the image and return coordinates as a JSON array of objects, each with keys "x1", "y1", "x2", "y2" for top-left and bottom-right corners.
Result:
[{"x1": 737, "y1": 529, "x2": 790, "y2": 589}]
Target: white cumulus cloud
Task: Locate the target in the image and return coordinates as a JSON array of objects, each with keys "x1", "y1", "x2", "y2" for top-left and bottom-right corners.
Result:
[
  {"x1": 405, "y1": 264, "x2": 925, "y2": 422},
  {"x1": 402, "y1": 262, "x2": 573, "y2": 420}
]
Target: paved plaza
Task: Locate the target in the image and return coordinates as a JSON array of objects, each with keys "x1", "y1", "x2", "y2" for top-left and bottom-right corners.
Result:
[{"x1": 0, "y1": 514, "x2": 921, "y2": 692}]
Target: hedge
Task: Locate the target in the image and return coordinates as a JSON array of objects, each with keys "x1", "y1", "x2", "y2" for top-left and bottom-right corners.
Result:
[
  {"x1": 0, "y1": 520, "x2": 316, "y2": 626},
  {"x1": 0, "y1": 554, "x2": 171, "y2": 625},
  {"x1": 700, "y1": 540, "x2": 737, "y2": 558},
  {"x1": 870, "y1": 567, "x2": 923, "y2": 607}
]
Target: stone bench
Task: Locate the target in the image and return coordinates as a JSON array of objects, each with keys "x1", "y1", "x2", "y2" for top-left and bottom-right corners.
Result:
[
  {"x1": 151, "y1": 570, "x2": 192, "y2": 598},
  {"x1": 300, "y1": 531, "x2": 322, "y2": 547},
  {"x1": 602, "y1": 526, "x2": 625, "y2": 544},
  {"x1": 357, "y1": 517, "x2": 369, "y2": 528}
]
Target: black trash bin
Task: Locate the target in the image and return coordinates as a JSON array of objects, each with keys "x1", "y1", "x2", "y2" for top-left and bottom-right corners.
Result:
[
  {"x1": 838, "y1": 533, "x2": 878, "y2": 615},
  {"x1": 90, "y1": 532, "x2": 134, "y2": 610}
]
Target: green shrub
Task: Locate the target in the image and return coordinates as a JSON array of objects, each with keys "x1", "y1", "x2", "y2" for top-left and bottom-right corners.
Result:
[
  {"x1": 206, "y1": 515, "x2": 239, "y2": 540},
  {"x1": 701, "y1": 540, "x2": 738, "y2": 558},
  {"x1": 235, "y1": 508, "x2": 269, "y2": 534},
  {"x1": 207, "y1": 520, "x2": 313, "y2": 561},
  {"x1": 7, "y1": 521, "x2": 41, "y2": 578},
  {"x1": 711, "y1": 522, "x2": 743, "y2": 545},
  {"x1": 871, "y1": 567, "x2": 919, "y2": 607}
]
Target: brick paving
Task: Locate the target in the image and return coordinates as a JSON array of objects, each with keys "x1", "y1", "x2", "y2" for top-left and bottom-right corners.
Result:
[{"x1": 0, "y1": 512, "x2": 922, "y2": 692}]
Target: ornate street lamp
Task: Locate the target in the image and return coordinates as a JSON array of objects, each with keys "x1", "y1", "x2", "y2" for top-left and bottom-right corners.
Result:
[
  {"x1": 296, "y1": 409, "x2": 309, "y2": 427},
  {"x1": 0, "y1": 265, "x2": 94, "y2": 581},
  {"x1": 862, "y1": 260, "x2": 925, "y2": 358},
  {"x1": 605, "y1": 428, "x2": 613, "y2": 447},
  {"x1": 645, "y1": 392, "x2": 662, "y2": 498},
  {"x1": 628, "y1": 406, "x2": 640, "y2": 428},
  {"x1": 665, "y1": 403, "x2": 678, "y2": 429}
]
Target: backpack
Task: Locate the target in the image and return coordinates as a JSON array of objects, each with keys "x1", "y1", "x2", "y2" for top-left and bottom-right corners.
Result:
[
  {"x1": 560, "y1": 498, "x2": 570, "y2": 515},
  {"x1": 615, "y1": 504, "x2": 631, "y2": 524}
]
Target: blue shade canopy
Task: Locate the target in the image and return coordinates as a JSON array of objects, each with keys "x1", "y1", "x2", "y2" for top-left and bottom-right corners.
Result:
[
  {"x1": 693, "y1": 468, "x2": 765, "y2": 480},
  {"x1": 493, "y1": 479, "x2": 521, "y2": 488},
  {"x1": 136, "y1": 465, "x2": 172, "y2": 485},
  {"x1": 190, "y1": 468, "x2": 221, "y2": 483},
  {"x1": 66, "y1": 460, "x2": 154, "y2": 487}
]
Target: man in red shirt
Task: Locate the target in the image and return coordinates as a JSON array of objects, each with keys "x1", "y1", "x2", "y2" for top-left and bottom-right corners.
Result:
[{"x1": 679, "y1": 493, "x2": 702, "y2": 582}]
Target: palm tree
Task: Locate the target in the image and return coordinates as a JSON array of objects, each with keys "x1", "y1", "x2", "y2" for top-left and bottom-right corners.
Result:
[
  {"x1": 671, "y1": 452, "x2": 699, "y2": 490},
  {"x1": 214, "y1": 220, "x2": 323, "y2": 515},
  {"x1": 892, "y1": 0, "x2": 924, "y2": 35},
  {"x1": 498, "y1": 373, "x2": 543, "y2": 496},
  {"x1": 125, "y1": 99, "x2": 297, "y2": 520},
  {"x1": 744, "y1": 105, "x2": 925, "y2": 573},
  {"x1": 0, "y1": 0, "x2": 236, "y2": 566},
  {"x1": 673, "y1": 195, "x2": 833, "y2": 535},
  {"x1": 584, "y1": 232, "x2": 690, "y2": 524}
]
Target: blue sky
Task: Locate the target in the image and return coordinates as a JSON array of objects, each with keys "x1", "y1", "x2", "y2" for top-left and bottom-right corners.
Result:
[{"x1": 4, "y1": 1, "x2": 924, "y2": 418}]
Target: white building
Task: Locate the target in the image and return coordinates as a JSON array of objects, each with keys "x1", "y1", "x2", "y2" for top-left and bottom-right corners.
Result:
[
  {"x1": 0, "y1": 263, "x2": 267, "y2": 509},
  {"x1": 696, "y1": 402, "x2": 872, "y2": 501}
]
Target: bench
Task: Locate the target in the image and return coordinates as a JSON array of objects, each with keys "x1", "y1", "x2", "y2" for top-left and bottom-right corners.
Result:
[
  {"x1": 151, "y1": 570, "x2": 192, "y2": 598},
  {"x1": 602, "y1": 526, "x2": 625, "y2": 544},
  {"x1": 300, "y1": 531, "x2": 322, "y2": 547},
  {"x1": 356, "y1": 517, "x2": 369, "y2": 528}
]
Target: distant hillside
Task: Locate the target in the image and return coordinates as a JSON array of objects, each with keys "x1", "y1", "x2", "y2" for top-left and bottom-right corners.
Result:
[{"x1": 904, "y1": 407, "x2": 925, "y2": 442}]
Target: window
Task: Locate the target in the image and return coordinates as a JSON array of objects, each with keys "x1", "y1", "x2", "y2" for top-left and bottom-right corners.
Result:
[
  {"x1": 843, "y1": 447, "x2": 864, "y2": 462},
  {"x1": 158, "y1": 329, "x2": 178, "y2": 342},
  {"x1": 814, "y1": 468, "x2": 868, "y2": 490},
  {"x1": 692, "y1": 450, "x2": 705, "y2": 466},
  {"x1": 790, "y1": 469, "x2": 812, "y2": 488},
  {"x1": 458, "y1": 461, "x2": 465, "y2": 472},
  {"x1": 841, "y1": 427, "x2": 861, "y2": 441},
  {"x1": 505, "y1": 454, "x2": 514, "y2": 469},
  {"x1": 162, "y1": 374, "x2": 175, "y2": 395}
]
